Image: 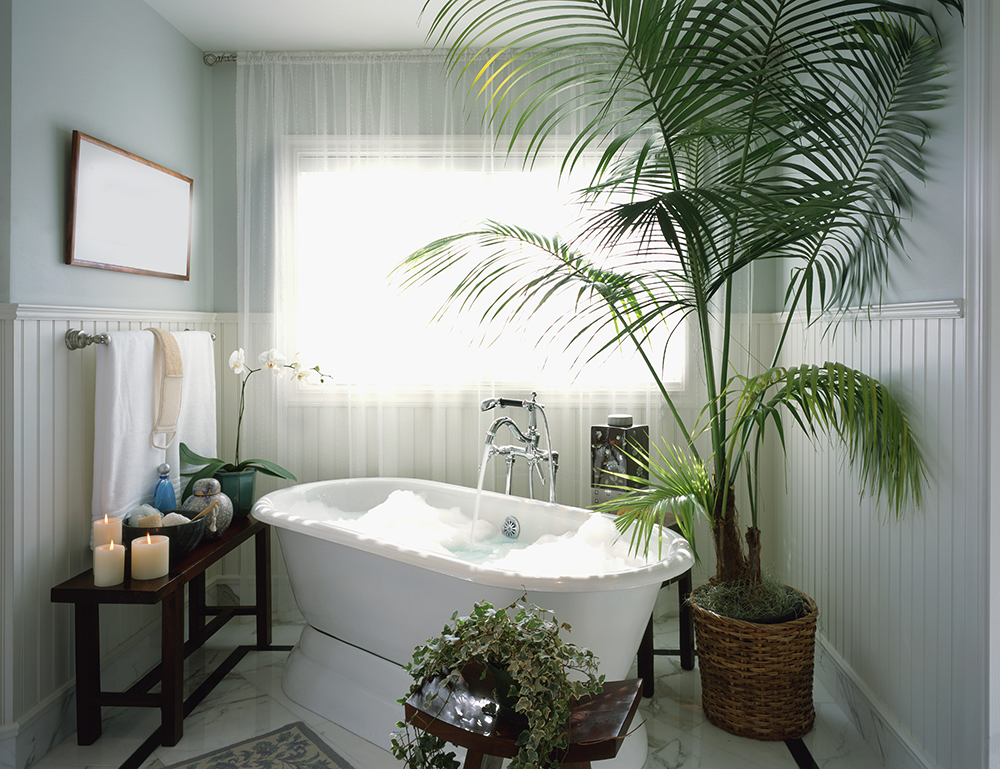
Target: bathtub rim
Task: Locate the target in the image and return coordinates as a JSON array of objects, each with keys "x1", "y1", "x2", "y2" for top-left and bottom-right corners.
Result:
[{"x1": 253, "y1": 476, "x2": 694, "y2": 593}]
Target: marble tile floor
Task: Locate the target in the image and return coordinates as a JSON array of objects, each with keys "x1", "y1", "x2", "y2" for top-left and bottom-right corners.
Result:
[{"x1": 32, "y1": 616, "x2": 886, "y2": 769}]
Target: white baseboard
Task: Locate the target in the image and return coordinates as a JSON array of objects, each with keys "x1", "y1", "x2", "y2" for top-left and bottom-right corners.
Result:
[
  {"x1": 2, "y1": 580, "x2": 253, "y2": 769},
  {"x1": 0, "y1": 620, "x2": 162, "y2": 769},
  {"x1": 816, "y1": 636, "x2": 939, "y2": 769}
]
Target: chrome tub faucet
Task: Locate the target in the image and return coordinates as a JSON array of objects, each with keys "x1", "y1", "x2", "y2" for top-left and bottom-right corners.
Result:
[{"x1": 480, "y1": 392, "x2": 558, "y2": 502}]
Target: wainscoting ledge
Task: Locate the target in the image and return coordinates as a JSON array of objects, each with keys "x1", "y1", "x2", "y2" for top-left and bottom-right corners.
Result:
[
  {"x1": 1, "y1": 303, "x2": 219, "y2": 323},
  {"x1": 760, "y1": 299, "x2": 963, "y2": 325}
]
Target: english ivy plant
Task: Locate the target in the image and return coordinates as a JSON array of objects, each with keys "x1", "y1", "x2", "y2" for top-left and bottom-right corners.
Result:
[{"x1": 391, "y1": 598, "x2": 604, "y2": 769}]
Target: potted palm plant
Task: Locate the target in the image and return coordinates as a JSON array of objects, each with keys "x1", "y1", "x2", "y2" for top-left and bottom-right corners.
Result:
[{"x1": 397, "y1": 0, "x2": 963, "y2": 740}]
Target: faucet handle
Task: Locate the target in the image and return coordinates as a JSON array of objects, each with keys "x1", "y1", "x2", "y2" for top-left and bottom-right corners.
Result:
[{"x1": 481, "y1": 397, "x2": 528, "y2": 411}]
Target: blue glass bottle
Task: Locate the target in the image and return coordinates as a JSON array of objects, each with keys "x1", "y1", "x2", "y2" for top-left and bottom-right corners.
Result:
[{"x1": 153, "y1": 462, "x2": 177, "y2": 512}]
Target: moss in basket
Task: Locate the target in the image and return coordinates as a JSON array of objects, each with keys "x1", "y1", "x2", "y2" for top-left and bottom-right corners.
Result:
[{"x1": 693, "y1": 574, "x2": 803, "y2": 623}]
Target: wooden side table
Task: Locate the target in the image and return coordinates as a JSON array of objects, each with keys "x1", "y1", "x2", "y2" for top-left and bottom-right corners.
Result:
[
  {"x1": 404, "y1": 671, "x2": 643, "y2": 769},
  {"x1": 51, "y1": 516, "x2": 274, "y2": 748},
  {"x1": 636, "y1": 568, "x2": 695, "y2": 689},
  {"x1": 635, "y1": 518, "x2": 696, "y2": 696}
]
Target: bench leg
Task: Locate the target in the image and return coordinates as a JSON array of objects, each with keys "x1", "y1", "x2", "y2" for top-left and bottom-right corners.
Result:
[
  {"x1": 74, "y1": 604, "x2": 103, "y2": 745},
  {"x1": 189, "y1": 573, "x2": 207, "y2": 646},
  {"x1": 161, "y1": 588, "x2": 185, "y2": 746},
  {"x1": 255, "y1": 525, "x2": 272, "y2": 648}
]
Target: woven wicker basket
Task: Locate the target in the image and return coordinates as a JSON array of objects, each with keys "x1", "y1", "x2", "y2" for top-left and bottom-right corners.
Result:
[{"x1": 690, "y1": 585, "x2": 818, "y2": 740}]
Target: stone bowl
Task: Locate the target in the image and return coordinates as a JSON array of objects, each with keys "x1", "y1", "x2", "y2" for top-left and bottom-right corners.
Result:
[{"x1": 122, "y1": 517, "x2": 206, "y2": 565}]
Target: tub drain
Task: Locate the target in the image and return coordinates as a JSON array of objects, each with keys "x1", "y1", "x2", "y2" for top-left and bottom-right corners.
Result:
[{"x1": 501, "y1": 515, "x2": 520, "y2": 539}]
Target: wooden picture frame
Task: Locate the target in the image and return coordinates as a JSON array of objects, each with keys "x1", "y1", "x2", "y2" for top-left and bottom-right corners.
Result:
[{"x1": 66, "y1": 131, "x2": 192, "y2": 280}]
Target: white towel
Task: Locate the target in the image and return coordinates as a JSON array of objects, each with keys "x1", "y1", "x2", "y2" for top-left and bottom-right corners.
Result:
[
  {"x1": 148, "y1": 328, "x2": 184, "y2": 449},
  {"x1": 91, "y1": 329, "x2": 218, "y2": 525},
  {"x1": 92, "y1": 330, "x2": 161, "y2": 523},
  {"x1": 171, "y1": 331, "x2": 217, "y2": 499}
]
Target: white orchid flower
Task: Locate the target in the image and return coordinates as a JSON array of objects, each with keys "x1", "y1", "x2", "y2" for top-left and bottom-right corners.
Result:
[
  {"x1": 258, "y1": 348, "x2": 287, "y2": 378},
  {"x1": 291, "y1": 353, "x2": 317, "y2": 382},
  {"x1": 229, "y1": 348, "x2": 247, "y2": 375}
]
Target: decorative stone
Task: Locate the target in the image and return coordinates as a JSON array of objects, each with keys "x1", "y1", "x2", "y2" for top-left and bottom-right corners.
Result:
[{"x1": 180, "y1": 477, "x2": 233, "y2": 540}]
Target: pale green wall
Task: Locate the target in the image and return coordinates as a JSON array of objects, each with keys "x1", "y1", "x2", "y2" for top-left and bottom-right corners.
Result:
[
  {"x1": 888, "y1": 5, "x2": 966, "y2": 304},
  {"x1": 7, "y1": 0, "x2": 213, "y2": 310},
  {"x1": 766, "y1": 5, "x2": 967, "y2": 313},
  {"x1": 210, "y1": 63, "x2": 237, "y2": 313},
  {"x1": 0, "y1": 0, "x2": 968, "y2": 315}
]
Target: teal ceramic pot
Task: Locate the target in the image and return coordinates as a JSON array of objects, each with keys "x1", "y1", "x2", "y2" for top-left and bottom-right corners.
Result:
[
  {"x1": 180, "y1": 478, "x2": 233, "y2": 540},
  {"x1": 215, "y1": 470, "x2": 256, "y2": 520}
]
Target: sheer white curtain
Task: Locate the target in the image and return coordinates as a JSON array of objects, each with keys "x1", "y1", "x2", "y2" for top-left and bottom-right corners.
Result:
[{"x1": 234, "y1": 50, "x2": 689, "y2": 506}]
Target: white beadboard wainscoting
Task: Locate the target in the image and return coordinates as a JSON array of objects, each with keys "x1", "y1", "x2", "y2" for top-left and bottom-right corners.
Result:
[
  {"x1": 0, "y1": 301, "x2": 988, "y2": 769},
  {"x1": 0, "y1": 305, "x2": 226, "y2": 769},
  {"x1": 767, "y1": 300, "x2": 985, "y2": 769}
]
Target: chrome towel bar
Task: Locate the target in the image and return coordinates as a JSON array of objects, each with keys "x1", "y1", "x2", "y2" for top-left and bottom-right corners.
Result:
[{"x1": 65, "y1": 329, "x2": 215, "y2": 350}]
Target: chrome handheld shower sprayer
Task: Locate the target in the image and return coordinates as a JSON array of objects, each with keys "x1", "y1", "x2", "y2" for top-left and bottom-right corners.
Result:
[{"x1": 479, "y1": 392, "x2": 558, "y2": 502}]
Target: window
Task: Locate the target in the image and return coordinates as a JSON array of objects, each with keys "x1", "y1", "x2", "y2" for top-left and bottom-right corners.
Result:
[{"x1": 287, "y1": 137, "x2": 686, "y2": 389}]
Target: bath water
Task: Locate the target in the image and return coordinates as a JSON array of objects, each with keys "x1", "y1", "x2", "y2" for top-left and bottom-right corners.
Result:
[{"x1": 286, "y1": 489, "x2": 658, "y2": 576}]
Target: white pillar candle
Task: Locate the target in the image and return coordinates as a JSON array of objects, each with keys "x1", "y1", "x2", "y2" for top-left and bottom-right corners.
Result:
[
  {"x1": 131, "y1": 533, "x2": 169, "y2": 580},
  {"x1": 93, "y1": 514, "x2": 122, "y2": 548},
  {"x1": 93, "y1": 541, "x2": 125, "y2": 587}
]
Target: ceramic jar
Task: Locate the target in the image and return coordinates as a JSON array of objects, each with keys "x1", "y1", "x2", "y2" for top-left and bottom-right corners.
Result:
[{"x1": 180, "y1": 478, "x2": 233, "y2": 540}]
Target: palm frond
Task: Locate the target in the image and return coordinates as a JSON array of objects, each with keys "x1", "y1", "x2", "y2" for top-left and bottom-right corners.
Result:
[
  {"x1": 393, "y1": 219, "x2": 685, "y2": 358},
  {"x1": 732, "y1": 362, "x2": 925, "y2": 518},
  {"x1": 592, "y1": 443, "x2": 712, "y2": 560},
  {"x1": 403, "y1": 0, "x2": 960, "y2": 580}
]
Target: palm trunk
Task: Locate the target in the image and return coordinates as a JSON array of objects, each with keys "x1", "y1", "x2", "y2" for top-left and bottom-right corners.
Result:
[
  {"x1": 711, "y1": 484, "x2": 751, "y2": 583},
  {"x1": 745, "y1": 526, "x2": 762, "y2": 584}
]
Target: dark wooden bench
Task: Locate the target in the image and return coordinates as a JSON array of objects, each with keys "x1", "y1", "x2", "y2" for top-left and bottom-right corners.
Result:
[{"x1": 51, "y1": 516, "x2": 274, "y2": 748}]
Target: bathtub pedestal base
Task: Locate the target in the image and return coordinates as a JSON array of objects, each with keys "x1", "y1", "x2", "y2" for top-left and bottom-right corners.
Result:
[
  {"x1": 283, "y1": 624, "x2": 411, "y2": 748},
  {"x1": 282, "y1": 624, "x2": 649, "y2": 769}
]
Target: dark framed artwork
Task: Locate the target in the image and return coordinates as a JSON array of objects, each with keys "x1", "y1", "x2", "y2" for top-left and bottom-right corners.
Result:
[{"x1": 66, "y1": 131, "x2": 193, "y2": 280}]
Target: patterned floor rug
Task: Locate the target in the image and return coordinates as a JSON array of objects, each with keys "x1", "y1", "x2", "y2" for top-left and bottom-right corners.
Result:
[{"x1": 161, "y1": 722, "x2": 356, "y2": 769}]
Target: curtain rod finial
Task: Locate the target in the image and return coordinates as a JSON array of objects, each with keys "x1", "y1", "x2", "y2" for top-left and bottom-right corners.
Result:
[{"x1": 204, "y1": 52, "x2": 237, "y2": 67}]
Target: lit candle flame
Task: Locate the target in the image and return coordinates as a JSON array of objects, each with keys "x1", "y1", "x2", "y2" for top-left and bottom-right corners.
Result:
[
  {"x1": 110, "y1": 539, "x2": 115, "y2": 548},
  {"x1": 146, "y1": 533, "x2": 152, "y2": 544},
  {"x1": 104, "y1": 514, "x2": 109, "y2": 524}
]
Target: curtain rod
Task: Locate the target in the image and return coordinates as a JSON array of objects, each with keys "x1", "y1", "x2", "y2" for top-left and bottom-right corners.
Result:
[{"x1": 202, "y1": 49, "x2": 572, "y2": 66}]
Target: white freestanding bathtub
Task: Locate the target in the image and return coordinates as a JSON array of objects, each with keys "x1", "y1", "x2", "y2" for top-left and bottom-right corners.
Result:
[{"x1": 252, "y1": 477, "x2": 694, "y2": 768}]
